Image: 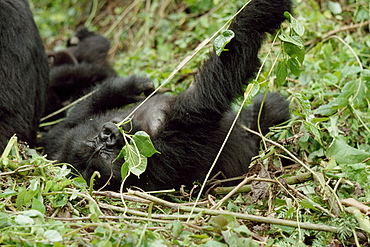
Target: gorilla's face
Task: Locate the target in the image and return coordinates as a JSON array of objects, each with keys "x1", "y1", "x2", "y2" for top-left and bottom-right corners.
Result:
[{"x1": 76, "y1": 122, "x2": 125, "y2": 190}]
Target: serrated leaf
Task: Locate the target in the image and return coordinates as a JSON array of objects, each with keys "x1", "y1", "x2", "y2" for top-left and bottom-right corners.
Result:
[
  {"x1": 294, "y1": 93, "x2": 312, "y2": 118},
  {"x1": 304, "y1": 121, "x2": 323, "y2": 146},
  {"x1": 214, "y1": 30, "x2": 235, "y2": 56}
]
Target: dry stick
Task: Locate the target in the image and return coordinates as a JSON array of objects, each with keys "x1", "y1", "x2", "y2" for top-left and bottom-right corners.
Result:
[
  {"x1": 213, "y1": 172, "x2": 313, "y2": 195},
  {"x1": 210, "y1": 175, "x2": 256, "y2": 210},
  {"x1": 129, "y1": 189, "x2": 339, "y2": 233},
  {"x1": 40, "y1": 90, "x2": 96, "y2": 122},
  {"x1": 51, "y1": 215, "x2": 204, "y2": 231},
  {"x1": 99, "y1": 203, "x2": 197, "y2": 220},
  {"x1": 93, "y1": 190, "x2": 209, "y2": 207},
  {"x1": 304, "y1": 20, "x2": 370, "y2": 46},
  {"x1": 93, "y1": 191, "x2": 152, "y2": 204},
  {"x1": 341, "y1": 198, "x2": 370, "y2": 215}
]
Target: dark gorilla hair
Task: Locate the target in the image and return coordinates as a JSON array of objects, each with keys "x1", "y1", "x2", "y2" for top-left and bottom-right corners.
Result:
[
  {"x1": 44, "y1": 0, "x2": 293, "y2": 191},
  {"x1": 0, "y1": 0, "x2": 49, "y2": 151},
  {"x1": 45, "y1": 27, "x2": 116, "y2": 118}
]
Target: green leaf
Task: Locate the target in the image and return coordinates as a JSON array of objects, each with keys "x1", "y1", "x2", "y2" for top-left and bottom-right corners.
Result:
[
  {"x1": 32, "y1": 194, "x2": 46, "y2": 214},
  {"x1": 120, "y1": 144, "x2": 148, "y2": 179},
  {"x1": 131, "y1": 131, "x2": 160, "y2": 157},
  {"x1": 288, "y1": 57, "x2": 302, "y2": 76},
  {"x1": 327, "y1": 139, "x2": 370, "y2": 165},
  {"x1": 244, "y1": 82, "x2": 260, "y2": 104},
  {"x1": 44, "y1": 230, "x2": 63, "y2": 242},
  {"x1": 233, "y1": 225, "x2": 251, "y2": 236},
  {"x1": 97, "y1": 240, "x2": 113, "y2": 247},
  {"x1": 276, "y1": 61, "x2": 288, "y2": 85},
  {"x1": 0, "y1": 212, "x2": 10, "y2": 228},
  {"x1": 171, "y1": 221, "x2": 183, "y2": 238},
  {"x1": 118, "y1": 131, "x2": 159, "y2": 180},
  {"x1": 279, "y1": 32, "x2": 304, "y2": 47},
  {"x1": 0, "y1": 188, "x2": 17, "y2": 198},
  {"x1": 214, "y1": 30, "x2": 235, "y2": 56},
  {"x1": 15, "y1": 215, "x2": 34, "y2": 225},
  {"x1": 285, "y1": 12, "x2": 305, "y2": 36},
  {"x1": 313, "y1": 97, "x2": 348, "y2": 116},
  {"x1": 121, "y1": 161, "x2": 130, "y2": 180},
  {"x1": 204, "y1": 241, "x2": 228, "y2": 247},
  {"x1": 328, "y1": 1, "x2": 342, "y2": 14},
  {"x1": 283, "y1": 41, "x2": 305, "y2": 63},
  {"x1": 300, "y1": 199, "x2": 319, "y2": 211}
]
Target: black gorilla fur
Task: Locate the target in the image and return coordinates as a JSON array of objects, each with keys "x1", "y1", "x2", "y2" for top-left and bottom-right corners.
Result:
[
  {"x1": 45, "y1": 28, "x2": 116, "y2": 117},
  {"x1": 0, "y1": 0, "x2": 49, "y2": 151},
  {"x1": 44, "y1": 0, "x2": 292, "y2": 191}
]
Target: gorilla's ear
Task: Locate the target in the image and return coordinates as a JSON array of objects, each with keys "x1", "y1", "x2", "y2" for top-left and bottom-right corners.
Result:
[{"x1": 47, "y1": 50, "x2": 78, "y2": 67}]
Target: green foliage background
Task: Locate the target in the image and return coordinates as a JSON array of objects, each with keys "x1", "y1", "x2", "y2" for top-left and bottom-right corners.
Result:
[{"x1": 0, "y1": 0, "x2": 369, "y2": 246}]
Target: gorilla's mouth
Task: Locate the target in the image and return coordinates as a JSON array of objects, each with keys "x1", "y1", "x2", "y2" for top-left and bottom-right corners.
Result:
[{"x1": 84, "y1": 122, "x2": 124, "y2": 163}]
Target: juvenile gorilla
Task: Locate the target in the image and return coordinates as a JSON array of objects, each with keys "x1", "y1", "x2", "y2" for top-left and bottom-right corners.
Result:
[
  {"x1": 0, "y1": 0, "x2": 49, "y2": 151},
  {"x1": 45, "y1": 28, "x2": 116, "y2": 117},
  {"x1": 44, "y1": 0, "x2": 292, "y2": 191}
]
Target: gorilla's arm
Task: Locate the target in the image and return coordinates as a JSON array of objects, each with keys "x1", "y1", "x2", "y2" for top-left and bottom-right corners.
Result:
[
  {"x1": 163, "y1": 0, "x2": 292, "y2": 131},
  {"x1": 125, "y1": 0, "x2": 293, "y2": 190},
  {"x1": 59, "y1": 76, "x2": 154, "y2": 125}
]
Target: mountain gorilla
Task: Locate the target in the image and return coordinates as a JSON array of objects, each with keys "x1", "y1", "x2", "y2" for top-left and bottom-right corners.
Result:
[
  {"x1": 44, "y1": 0, "x2": 292, "y2": 191},
  {"x1": 45, "y1": 28, "x2": 116, "y2": 118},
  {"x1": 0, "y1": 0, "x2": 48, "y2": 151}
]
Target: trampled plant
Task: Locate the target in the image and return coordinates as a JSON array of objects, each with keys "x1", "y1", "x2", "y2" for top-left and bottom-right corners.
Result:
[{"x1": 0, "y1": 0, "x2": 369, "y2": 246}]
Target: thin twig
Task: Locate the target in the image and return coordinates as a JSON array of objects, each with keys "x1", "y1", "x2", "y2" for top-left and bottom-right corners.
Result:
[
  {"x1": 304, "y1": 20, "x2": 370, "y2": 46},
  {"x1": 210, "y1": 175, "x2": 256, "y2": 210},
  {"x1": 129, "y1": 190, "x2": 339, "y2": 233},
  {"x1": 213, "y1": 172, "x2": 313, "y2": 194}
]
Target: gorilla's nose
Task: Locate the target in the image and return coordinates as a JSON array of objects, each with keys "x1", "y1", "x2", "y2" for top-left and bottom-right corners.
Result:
[{"x1": 99, "y1": 122, "x2": 124, "y2": 148}]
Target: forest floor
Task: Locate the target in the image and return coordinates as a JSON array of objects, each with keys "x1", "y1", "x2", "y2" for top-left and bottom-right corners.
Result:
[{"x1": 0, "y1": 0, "x2": 369, "y2": 246}]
